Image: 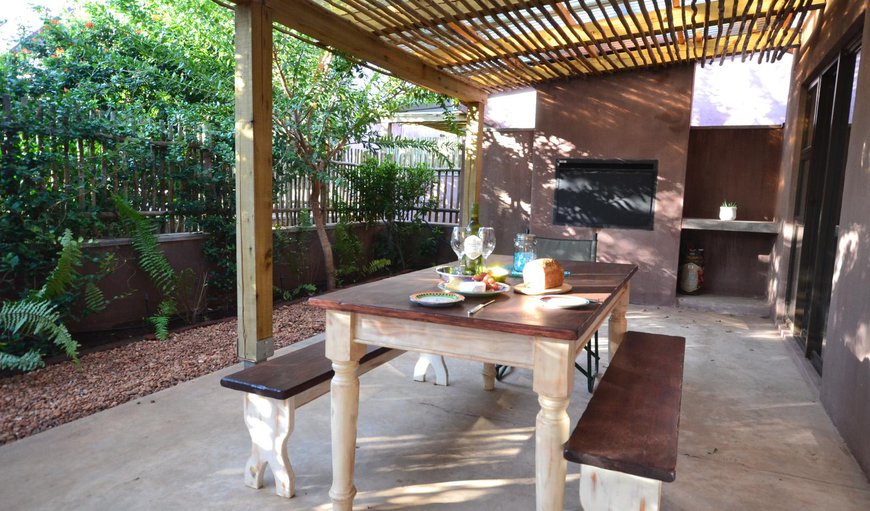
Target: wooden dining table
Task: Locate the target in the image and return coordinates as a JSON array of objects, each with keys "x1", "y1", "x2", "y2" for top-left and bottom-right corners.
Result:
[{"x1": 308, "y1": 255, "x2": 637, "y2": 511}]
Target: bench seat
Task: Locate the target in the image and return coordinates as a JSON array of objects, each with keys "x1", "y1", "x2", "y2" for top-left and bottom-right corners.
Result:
[
  {"x1": 564, "y1": 330, "x2": 685, "y2": 510},
  {"x1": 221, "y1": 340, "x2": 401, "y2": 498}
]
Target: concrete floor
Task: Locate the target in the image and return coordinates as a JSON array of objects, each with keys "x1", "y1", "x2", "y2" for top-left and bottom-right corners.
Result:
[{"x1": 1, "y1": 307, "x2": 869, "y2": 510}]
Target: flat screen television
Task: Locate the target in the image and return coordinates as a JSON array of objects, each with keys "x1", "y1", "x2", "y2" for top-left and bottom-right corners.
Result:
[{"x1": 553, "y1": 159, "x2": 658, "y2": 230}]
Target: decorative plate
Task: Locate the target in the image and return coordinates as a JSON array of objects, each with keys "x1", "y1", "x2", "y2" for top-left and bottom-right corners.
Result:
[
  {"x1": 513, "y1": 283, "x2": 573, "y2": 295},
  {"x1": 538, "y1": 295, "x2": 591, "y2": 309},
  {"x1": 409, "y1": 291, "x2": 465, "y2": 308},
  {"x1": 438, "y1": 281, "x2": 511, "y2": 297}
]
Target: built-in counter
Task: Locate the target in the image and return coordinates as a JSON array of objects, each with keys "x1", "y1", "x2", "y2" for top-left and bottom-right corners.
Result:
[{"x1": 680, "y1": 218, "x2": 779, "y2": 234}]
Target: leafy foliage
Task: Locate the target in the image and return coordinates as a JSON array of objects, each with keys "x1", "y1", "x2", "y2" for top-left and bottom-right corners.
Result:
[
  {"x1": 0, "y1": 300, "x2": 78, "y2": 371},
  {"x1": 39, "y1": 230, "x2": 83, "y2": 301},
  {"x1": 338, "y1": 157, "x2": 438, "y2": 269},
  {"x1": 114, "y1": 196, "x2": 177, "y2": 339},
  {"x1": 0, "y1": 0, "x2": 238, "y2": 307},
  {"x1": 0, "y1": 229, "x2": 88, "y2": 371},
  {"x1": 271, "y1": 36, "x2": 449, "y2": 290}
]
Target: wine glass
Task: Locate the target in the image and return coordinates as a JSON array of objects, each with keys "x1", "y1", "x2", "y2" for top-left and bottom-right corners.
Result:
[
  {"x1": 478, "y1": 227, "x2": 496, "y2": 268},
  {"x1": 450, "y1": 226, "x2": 466, "y2": 273}
]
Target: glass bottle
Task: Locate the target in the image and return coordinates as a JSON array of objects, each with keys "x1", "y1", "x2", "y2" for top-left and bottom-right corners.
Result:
[
  {"x1": 513, "y1": 233, "x2": 537, "y2": 273},
  {"x1": 462, "y1": 203, "x2": 483, "y2": 274}
]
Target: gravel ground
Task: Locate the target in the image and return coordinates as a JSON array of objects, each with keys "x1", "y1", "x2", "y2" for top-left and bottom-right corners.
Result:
[{"x1": 0, "y1": 302, "x2": 325, "y2": 445}]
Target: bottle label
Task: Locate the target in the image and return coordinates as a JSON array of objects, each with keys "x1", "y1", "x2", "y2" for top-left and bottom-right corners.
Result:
[{"x1": 464, "y1": 235, "x2": 483, "y2": 260}]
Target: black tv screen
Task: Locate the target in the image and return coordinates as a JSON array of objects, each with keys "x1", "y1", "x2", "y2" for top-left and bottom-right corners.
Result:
[{"x1": 553, "y1": 159, "x2": 658, "y2": 230}]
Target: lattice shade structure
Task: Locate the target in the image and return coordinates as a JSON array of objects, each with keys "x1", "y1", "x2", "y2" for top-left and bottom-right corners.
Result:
[{"x1": 248, "y1": 0, "x2": 827, "y2": 98}]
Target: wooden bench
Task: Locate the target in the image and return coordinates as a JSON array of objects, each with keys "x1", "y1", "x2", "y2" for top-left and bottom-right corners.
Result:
[
  {"x1": 563, "y1": 331, "x2": 685, "y2": 511},
  {"x1": 220, "y1": 339, "x2": 401, "y2": 498}
]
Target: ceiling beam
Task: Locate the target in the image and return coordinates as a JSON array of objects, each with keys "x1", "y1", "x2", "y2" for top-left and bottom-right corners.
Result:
[
  {"x1": 424, "y1": 0, "x2": 823, "y2": 68},
  {"x1": 373, "y1": 0, "x2": 565, "y2": 36},
  {"x1": 446, "y1": 27, "x2": 798, "y2": 81},
  {"x1": 246, "y1": 0, "x2": 488, "y2": 102}
]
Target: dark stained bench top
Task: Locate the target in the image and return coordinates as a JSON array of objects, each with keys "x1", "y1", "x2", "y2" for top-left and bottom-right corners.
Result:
[
  {"x1": 220, "y1": 341, "x2": 396, "y2": 401},
  {"x1": 564, "y1": 331, "x2": 686, "y2": 482}
]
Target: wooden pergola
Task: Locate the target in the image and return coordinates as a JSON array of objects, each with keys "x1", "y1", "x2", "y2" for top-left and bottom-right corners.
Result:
[{"x1": 224, "y1": 0, "x2": 826, "y2": 362}]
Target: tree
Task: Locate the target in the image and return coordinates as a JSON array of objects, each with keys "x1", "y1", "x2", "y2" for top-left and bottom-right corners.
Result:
[{"x1": 271, "y1": 37, "x2": 443, "y2": 290}]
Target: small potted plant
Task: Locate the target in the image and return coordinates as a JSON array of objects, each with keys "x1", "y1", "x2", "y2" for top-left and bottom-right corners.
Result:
[{"x1": 719, "y1": 200, "x2": 737, "y2": 221}]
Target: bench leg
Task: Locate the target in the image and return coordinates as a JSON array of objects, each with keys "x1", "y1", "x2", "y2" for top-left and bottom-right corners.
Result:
[
  {"x1": 243, "y1": 394, "x2": 295, "y2": 498},
  {"x1": 413, "y1": 353, "x2": 449, "y2": 385},
  {"x1": 482, "y1": 363, "x2": 496, "y2": 391},
  {"x1": 579, "y1": 464, "x2": 662, "y2": 511}
]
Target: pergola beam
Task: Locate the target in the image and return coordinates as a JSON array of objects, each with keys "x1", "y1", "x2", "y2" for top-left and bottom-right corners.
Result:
[
  {"x1": 261, "y1": 0, "x2": 488, "y2": 102},
  {"x1": 426, "y1": 0, "x2": 823, "y2": 69},
  {"x1": 445, "y1": 26, "x2": 799, "y2": 77}
]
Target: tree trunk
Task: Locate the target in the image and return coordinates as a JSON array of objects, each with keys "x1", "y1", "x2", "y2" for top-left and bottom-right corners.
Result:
[{"x1": 310, "y1": 179, "x2": 336, "y2": 290}]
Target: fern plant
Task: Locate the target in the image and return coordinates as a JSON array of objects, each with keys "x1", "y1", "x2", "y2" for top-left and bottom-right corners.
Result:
[
  {"x1": 113, "y1": 196, "x2": 178, "y2": 340},
  {"x1": 0, "y1": 300, "x2": 79, "y2": 371},
  {"x1": 0, "y1": 229, "x2": 84, "y2": 371}
]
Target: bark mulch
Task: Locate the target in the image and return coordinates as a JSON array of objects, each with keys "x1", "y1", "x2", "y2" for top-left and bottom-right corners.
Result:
[{"x1": 0, "y1": 302, "x2": 325, "y2": 446}]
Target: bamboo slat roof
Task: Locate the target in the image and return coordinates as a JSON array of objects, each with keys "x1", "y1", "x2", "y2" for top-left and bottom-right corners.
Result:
[{"x1": 231, "y1": 1, "x2": 827, "y2": 100}]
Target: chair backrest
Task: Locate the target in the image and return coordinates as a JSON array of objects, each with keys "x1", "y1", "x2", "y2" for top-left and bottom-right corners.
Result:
[{"x1": 535, "y1": 232, "x2": 598, "y2": 262}]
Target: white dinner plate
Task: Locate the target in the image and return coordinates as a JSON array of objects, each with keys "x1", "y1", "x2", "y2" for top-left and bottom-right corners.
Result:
[
  {"x1": 538, "y1": 295, "x2": 591, "y2": 309},
  {"x1": 438, "y1": 281, "x2": 511, "y2": 297}
]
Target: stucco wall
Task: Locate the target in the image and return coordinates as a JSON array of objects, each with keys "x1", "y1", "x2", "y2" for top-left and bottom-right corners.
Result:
[
  {"x1": 531, "y1": 66, "x2": 695, "y2": 305},
  {"x1": 772, "y1": 0, "x2": 870, "y2": 476},
  {"x1": 820, "y1": 3, "x2": 870, "y2": 477},
  {"x1": 480, "y1": 128, "x2": 535, "y2": 254}
]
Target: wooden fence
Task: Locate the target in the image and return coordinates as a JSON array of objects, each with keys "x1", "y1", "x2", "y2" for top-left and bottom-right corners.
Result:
[
  {"x1": 1, "y1": 94, "x2": 462, "y2": 234},
  {"x1": 274, "y1": 143, "x2": 463, "y2": 227}
]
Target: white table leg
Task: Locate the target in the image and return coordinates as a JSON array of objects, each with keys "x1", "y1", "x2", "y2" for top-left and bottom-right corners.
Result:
[
  {"x1": 608, "y1": 284, "x2": 630, "y2": 361},
  {"x1": 532, "y1": 340, "x2": 575, "y2": 511},
  {"x1": 413, "y1": 353, "x2": 449, "y2": 385},
  {"x1": 482, "y1": 363, "x2": 496, "y2": 390},
  {"x1": 326, "y1": 311, "x2": 366, "y2": 511}
]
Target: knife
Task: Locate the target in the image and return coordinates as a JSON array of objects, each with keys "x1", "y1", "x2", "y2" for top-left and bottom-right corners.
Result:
[{"x1": 468, "y1": 299, "x2": 497, "y2": 317}]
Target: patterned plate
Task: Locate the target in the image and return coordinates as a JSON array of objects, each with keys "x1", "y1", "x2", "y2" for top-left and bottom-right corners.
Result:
[{"x1": 409, "y1": 291, "x2": 465, "y2": 308}]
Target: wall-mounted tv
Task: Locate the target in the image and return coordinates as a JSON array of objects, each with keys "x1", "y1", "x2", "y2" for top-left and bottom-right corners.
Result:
[{"x1": 553, "y1": 159, "x2": 658, "y2": 230}]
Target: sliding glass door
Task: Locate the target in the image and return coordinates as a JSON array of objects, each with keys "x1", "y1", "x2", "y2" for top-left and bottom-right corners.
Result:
[{"x1": 785, "y1": 42, "x2": 861, "y2": 373}]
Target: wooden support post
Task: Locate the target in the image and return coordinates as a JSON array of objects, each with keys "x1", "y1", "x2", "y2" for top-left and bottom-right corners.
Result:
[
  {"x1": 460, "y1": 100, "x2": 485, "y2": 226},
  {"x1": 234, "y1": 0, "x2": 274, "y2": 363}
]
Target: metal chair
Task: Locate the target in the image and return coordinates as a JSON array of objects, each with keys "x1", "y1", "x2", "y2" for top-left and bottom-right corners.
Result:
[{"x1": 496, "y1": 232, "x2": 601, "y2": 392}]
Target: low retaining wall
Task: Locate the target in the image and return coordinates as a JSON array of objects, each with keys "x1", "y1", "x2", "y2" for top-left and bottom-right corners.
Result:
[{"x1": 70, "y1": 223, "x2": 453, "y2": 333}]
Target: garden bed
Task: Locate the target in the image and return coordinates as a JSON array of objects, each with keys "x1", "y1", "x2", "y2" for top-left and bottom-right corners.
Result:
[{"x1": 0, "y1": 302, "x2": 325, "y2": 445}]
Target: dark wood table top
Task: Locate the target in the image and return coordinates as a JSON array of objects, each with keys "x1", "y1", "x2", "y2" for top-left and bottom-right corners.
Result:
[{"x1": 308, "y1": 255, "x2": 636, "y2": 341}]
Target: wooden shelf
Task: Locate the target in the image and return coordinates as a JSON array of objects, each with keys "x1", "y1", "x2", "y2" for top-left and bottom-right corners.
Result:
[{"x1": 681, "y1": 218, "x2": 779, "y2": 234}]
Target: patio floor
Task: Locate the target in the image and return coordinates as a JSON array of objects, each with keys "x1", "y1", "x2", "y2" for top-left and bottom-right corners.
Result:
[{"x1": 1, "y1": 307, "x2": 869, "y2": 510}]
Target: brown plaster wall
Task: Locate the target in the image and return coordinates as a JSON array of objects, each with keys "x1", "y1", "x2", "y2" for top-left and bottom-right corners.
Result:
[
  {"x1": 819, "y1": 4, "x2": 870, "y2": 477},
  {"x1": 772, "y1": 0, "x2": 870, "y2": 476},
  {"x1": 531, "y1": 66, "x2": 695, "y2": 305},
  {"x1": 73, "y1": 235, "x2": 210, "y2": 332},
  {"x1": 479, "y1": 129, "x2": 534, "y2": 254},
  {"x1": 684, "y1": 127, "x2": 782, "y2": 221}
]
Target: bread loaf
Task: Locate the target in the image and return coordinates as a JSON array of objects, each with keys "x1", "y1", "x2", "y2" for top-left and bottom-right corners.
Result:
[{"x1": 522, "y1": 258, "x2": 564, "y2": 290}]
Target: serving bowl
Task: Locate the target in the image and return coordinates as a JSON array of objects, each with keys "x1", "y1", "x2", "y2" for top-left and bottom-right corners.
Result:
[{"x1": 434, "y1": 265, "x2": 474, "y2": 283}]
